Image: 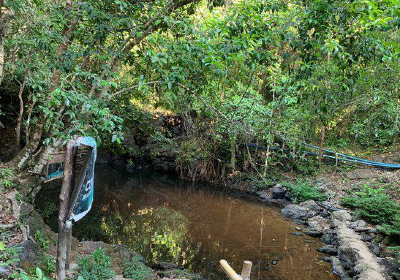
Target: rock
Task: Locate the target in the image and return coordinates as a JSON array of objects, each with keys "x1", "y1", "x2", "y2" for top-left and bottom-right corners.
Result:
[
  {"x1": 271, "y1": 260, "x2": 278, "y2": 265},
  {"x1": 271, "y1": 184, "x2": 286, "y2": 199},
  {"x1": 318, "y1": 245, "x2": 338, "y2": 256},
  {"x1": 332, "y1": 210, "x2": 352, "y2": 222},
  {"x1": 379, "y1": 258, "x2": 400, "y2": 280},
  {"x1": 322, "y1": 256, "x2": 332, "y2": 263},
  {"x1": 360, "y1": 233, "x2": 372, "y2": 242},
  {"x1": 13, "y1": 240, "x2": 39, "y2": 270},
  {"x1": 0, "y1": 265, "x2": 12, "y2": 279},
  {"x1": 331, "y1": 257, "x2": 351, "y2": 280},
  {"x1": 305, "y1": 230, "x2": 323, "y2": 237},
  {"x1": 321, "y1": 233, "x2": 336, "y2": 245},
  {"x1": 335, "y1": 221, "x2": 386, "y2": 280},
  {"x1": 345, "y1": 169, "x2": 378, "y2": 180},
  {"x1": 295, "y1": 227, "x2": 302, "y2": 231},
  {"x1": 369, "y1": 242, "x2": 380, "y2": 257},
  {"x1": 256, "y1": 191, "x2": 268, "y2": 200},
  {"x1": 292, "y1": 232, "x2": 302, "y2": 236},
  {"x1": 299, "y1": 200, "x2": 323, "y2": 213},
  {"x1": 353, "y1": 226, "x2": 373, "y2": 232},
  {"x1": 348, "y1": 220, "x2": 367, "y2": 229},
  {"x1": 264, "y1": 264, "x2": 269, "y2": 271},
  {"x1": 281, "y1": 205, "x2": 310, "y2": 220}
]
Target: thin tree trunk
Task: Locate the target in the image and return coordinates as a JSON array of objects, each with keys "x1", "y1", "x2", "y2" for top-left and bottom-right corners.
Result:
[
  {"x1": 0, "y1": 1, "x2": 15, "y2": 86},
  {"x1": 15, "y1": 71, "x2": 28, "y2": 152},
  {"x1": 319, "y1": 126, "x2": 325, "y2": 161},
  {"x1": 57, "y1": 140, "x2": 75, "y2": 280},
  {"x1": 25, "y1": 100, "x2": 36, "y2": 144},
  {"x1": 230, "y1": 139, "x2": 236, "y2": 171}
]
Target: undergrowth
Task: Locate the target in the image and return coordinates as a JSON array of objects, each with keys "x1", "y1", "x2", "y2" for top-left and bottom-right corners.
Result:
[
  {"x1": 122, "y1": 258, "x2": 156, "y2": 280},
  {"x1": 282, "y1": 180, "x2": 327, "y2": 204},
  {"x1": 77, "y1": 249, "x2": 115, "y2": 280},
  {"x1": 341, "y1": 185, "x2": 400, "y2": 238}
]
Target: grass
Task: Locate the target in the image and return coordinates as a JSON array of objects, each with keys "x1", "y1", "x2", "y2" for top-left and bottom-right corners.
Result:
[
  {"x1": 78, "y1": 249, "x2": 115, "y2": 280},
  {"x1": 282, "y1": 180, "x2": 327, "y2": 204},
  {"x1": 122, "y1": 258, "x2": 156, "y2": 280},
  {"x1": 341, "y1": 185, "x2": 400, "y2": 238}
]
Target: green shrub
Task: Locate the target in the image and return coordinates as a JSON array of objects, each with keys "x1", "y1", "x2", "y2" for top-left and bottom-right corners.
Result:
[
  {"x1": 282, "y1": 180, "x2": 327, "y2": 204},
  {"x1": 78, "y1": 249, "x2": 115, "y2": 280},
  {"x1": 341, "y1": 185, "x2": 400, "y2": 237},
  {"x1": 122, "y1": 259, "x2": 156, "y2": 280},
  {"x1": 36, "y1": 254, "x2": 56, "y2": 276}
]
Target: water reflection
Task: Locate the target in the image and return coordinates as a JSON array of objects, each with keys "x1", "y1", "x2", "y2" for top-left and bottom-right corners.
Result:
[{"x1": 36, "y1": 166, "x2": 337, "y2": 280}]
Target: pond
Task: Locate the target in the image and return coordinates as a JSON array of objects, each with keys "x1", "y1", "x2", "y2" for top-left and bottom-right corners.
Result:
[{"x1": 36, "y1": 165, "x2": 337, "y2": 280}]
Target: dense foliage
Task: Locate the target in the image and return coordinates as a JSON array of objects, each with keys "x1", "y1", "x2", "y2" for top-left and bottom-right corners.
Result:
[
  {"x1": 0, "y1": 0, "x2": 398, "y2": 177},
  {"x1": 342, "y1": 185, "x2": 400, "y2": 237}
]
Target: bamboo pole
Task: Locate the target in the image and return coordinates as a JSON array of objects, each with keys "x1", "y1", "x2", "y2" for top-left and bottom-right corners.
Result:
[
  {"x1": 241, "y1": 260, "x2": 252, "y2": 280},
  {"x1": 220, "y1": 260, "x2": 252, "y2": 280},
  {"x1": 56, "y1": 140, "x2": 75, "y2": 280}
]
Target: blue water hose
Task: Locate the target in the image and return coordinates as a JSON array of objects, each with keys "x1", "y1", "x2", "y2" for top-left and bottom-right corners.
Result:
[{"x1": 247, "y1": 143, "x2": 400, "y2": 169}]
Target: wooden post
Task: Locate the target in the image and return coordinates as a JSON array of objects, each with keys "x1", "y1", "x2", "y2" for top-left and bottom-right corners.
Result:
[
  {"x1": 65, "y1": 227, "x2": 72, "y2": 271},
  {"x1": 220, "y1": 260, "x2": 242, "y2": 280},
  {"x1": 56, "y1": 140, "x2": 75, "y2": 280},
  {"x1": 241, "y1": 260, "x2": 252, "y2": 280}
]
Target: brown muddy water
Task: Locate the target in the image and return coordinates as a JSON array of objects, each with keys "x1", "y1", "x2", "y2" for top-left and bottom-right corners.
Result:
[{"x1": 36, "y1": 165, "x2": 338, "y2": 280}]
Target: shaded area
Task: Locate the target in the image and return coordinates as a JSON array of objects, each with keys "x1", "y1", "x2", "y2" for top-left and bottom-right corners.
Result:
[{"x1": 36, "y1": 166, "x2": 337, "y2": 280}]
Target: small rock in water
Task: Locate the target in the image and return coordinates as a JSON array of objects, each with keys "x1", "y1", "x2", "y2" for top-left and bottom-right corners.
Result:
[
  {"x1": 295, "y1": 227, "x2": 302, "y2": 231},
  {"x1": 318, "y1": 245, "x2": 338, "y2": 256},
  {"x1": 271, "y1": 184, "x2": 286, "y2": 199},
  {"x1": 305, "y1": 230, "x2": 323, "y2": 237},
  {"x1": 322, "y1": 256, "x2": 332, "y2": 263},
  {"x1": 320, "y1": 233, "x2": 335, "y2": 245},
  {"x1": 271, "y1": 260, "x2": 278, "y2": 265},
  {"x1": 292, "y1": 232, "x2": 302, "y2": 236},
  {"x1": 264, "y1": 265, "x2": 269, "y2": 271}
]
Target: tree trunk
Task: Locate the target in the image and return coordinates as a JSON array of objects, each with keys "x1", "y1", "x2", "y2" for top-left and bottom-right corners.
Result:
[
  {"x1": 56, "y1": 140, "x2": 75, "y2": 280},
  {"x1": 319, "y1": 126, "x2": 325, "y2": 161},
  {"x1": 0, "y1": 1, "x2": 15, "y2": 86},
  {"x1": 7, "y1": 122, "x2": 44, "y2": 170},
  {"x1": 15, "y1": 71, "x2": 28, "y2": 153}
]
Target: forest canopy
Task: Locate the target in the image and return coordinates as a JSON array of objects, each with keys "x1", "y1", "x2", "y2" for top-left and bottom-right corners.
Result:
[{"x1": 0, "y1": 0, "x2": 399, "y2": 174}]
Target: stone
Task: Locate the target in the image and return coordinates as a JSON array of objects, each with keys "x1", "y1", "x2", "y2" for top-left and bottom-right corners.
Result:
[
  {"x1": 349, "y1": 220, "x2": 367, "y2": 229},
  {"x1": 0, "y1": 266, "x2": 12, "y2": 279},
  {"x1": 299, "y1": 200, "x2": 323, "y2": 213},
  {"x1": 318, "y1": 245, "x2": 338, "y2": 256},
  {"x1": 271, "y1": 184, "x2": 286, "y2": 199},
  {"x1": 336, "y1": 222, "x2": 386, "y2": 280},
  {"x1": 320, "y1": 233, "x2": 336, "y2": 245},
  {"x1": 345, "y1": 169, "x2": 378, "y2": 179},
  {"x1": 331, "y1": 257, "x2": 351, "y2": 280},
  {"x1": 322, "y1": 256, "x2": 332, "y2": 263},
  {"x1": 271, "y1": 260, "x2": 278, "y2": 265},
  {"x1": 332, "y1": 210, "x2": 352, "y2": 222},
  {"x1": 369, "y1": 242, "x2": 380, "y2": 257},
  {"x1": 295, "y1": 227, "x2": 302, "y2": 231},
  {"x1": 305, "y1": 230, "x2": 323, "y2": 237},
  {"x1": 360, "y1": 233, "x2": 372, "y2": 242},
  {"x1": 13, "y1": 240, "x2": 39, "y2": 270},
  {"x1": 281, "y1": 204, "x2": 310, "y2": 220},
  {"x1": 292, "y1": 232, "x2": 302, "y2": 236},
  {"x1": 256, "y1": 191, "x2": 268, "y2": 200}
]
